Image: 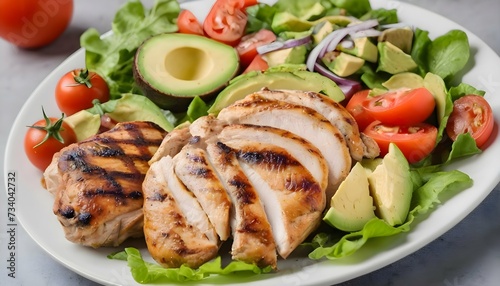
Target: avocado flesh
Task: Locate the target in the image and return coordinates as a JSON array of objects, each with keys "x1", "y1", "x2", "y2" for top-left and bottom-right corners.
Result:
[
  {"x1": 377, "y1": 41, "x2": 417, "y2": 74},
  {"x1": 262, "y1": 45, "x2": 307, "y2": 67},
  {"x1": 323, "y1": 52, "x2": 365, "y2": 77},
  {"x1": 207, "y1": 71, "x2": 345, "y2": 115},
  {"x1": 378, "y1": 27, "x2": 414, "y2": 54},
  {"x1": 337, "y1": 37, "x2": 378, "y2": 63},
  {"x1": 424, "y1": 72, "x2": 449, "y2": 125},
  {"x1": 382, "y1": 72, "x2": 424, "y2": 90},
  {"x1": 134, "y1": 33, "x2": 239, "y2": 112},
  {"x1": 368, "y1": 143, "x2": 413, "y2": 226},
  {"x1": 271, "y1": 11, "x2": 351, "y2": 34},
  {"x1": 323, "y1": 162, "x2": 376, "y2": 232}
]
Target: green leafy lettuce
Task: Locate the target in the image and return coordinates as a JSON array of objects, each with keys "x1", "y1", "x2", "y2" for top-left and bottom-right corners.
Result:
[
  {"x1": 80, "y1": 0, "x2": 180, "y2": 98},
  {"x1": 108, "y1": 248, "x2": 272, "y2": 283}
]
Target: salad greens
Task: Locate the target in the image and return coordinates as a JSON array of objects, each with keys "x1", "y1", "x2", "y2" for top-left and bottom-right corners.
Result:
[
  {"x1": 87, "y1": 0, "x2": 488, "y2": 283},
  {"x1": 80, "y1": 0, "x2": 180, "y2": 99}
]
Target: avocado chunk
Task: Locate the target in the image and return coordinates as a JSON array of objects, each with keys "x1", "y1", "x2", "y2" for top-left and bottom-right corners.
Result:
[
  {"x1": 207, "y1": 70, "x2": 345, "y2": 114},
  {"x1": 323, "y1": 162, "x2": 376, "y2": 232},
  {"x1": 262, "y1": 45, "x2": 308, "y2": 67},
  {"x1": 337, "y1": 37, "x2": 378, "y2": 63},
  {"x1": 133, "y1": 33, "x2": 239, "y2": 112},
  {"x1": 377, "y1": 41, "x2": 418, "y2": 74},
  {"x1": 367, "y1": 143, "x2": 413, "y2": 226},
  {"x1": 322, "y1": 52, "x2": 365, "y2": 77},
  {"x1": 312, "y1": 21, "x2": 334, "y2": 46},
  {"x1": 64, "y1": 110, "x2": 101, "y2": 142},
  {"x1": 378, "y1": 27, "x2": 414, "y2": 54},
  {"x1": 424, "y1": 72, "x2": 449, "y2": 125},
  {"x1": 382, "y1": 72, "x2": 424, "y2": 90},
  {"x1": 271, "y1": 11, "x2": 352, "y2": 34}
]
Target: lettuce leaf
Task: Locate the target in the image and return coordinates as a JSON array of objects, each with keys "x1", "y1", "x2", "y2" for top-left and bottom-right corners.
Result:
[
  {"x1": 308, "y1": 169, "x2": 472, "y2": 259},
  {"x1": 108, "y1": 248, "x2": 272, "y2": 283},
  {"x1": 80, "y1": 0, "x2": 180, "y2": 98}
]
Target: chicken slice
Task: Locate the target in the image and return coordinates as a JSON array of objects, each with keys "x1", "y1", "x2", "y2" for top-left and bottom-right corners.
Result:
[
  {"x1": 143, "y1": 156, "x2": 219, "y2": 268},
  {"x1": 43, "y1": 121, "x2": 167, "y2": 247},
  {"x1": 149, "y1": 126, "x2": 191, "y2": 165},
  {"x1": 253, "y1": 88, "x2": 370, "y2": 161},
  {"x1": 205, "y1": 140, "x2": 278, "y2": 269},
  {"x1": 223, "y1": 139, "x2": 326, "y2": 258},
  {"x1": 218, "y1": 124, "x2": 328, "y2": 192},
  {"x1": 173, "y1": 137, "x2": 232, "y2": 241},
  {"x1": 360, "y1": 132, "x2": 381, "y2": 159},
  {"x1": 217, "y1": 96, "x2": 351, "y2": 200},
  {"x1": 189, "y1": 115, "x2": 226, "y2": 139}
]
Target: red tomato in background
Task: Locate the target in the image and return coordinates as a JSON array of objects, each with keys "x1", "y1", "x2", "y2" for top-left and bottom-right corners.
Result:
[
  {"x1": 177, "y1": 9, "x2": 204, "y2": 36},
  {"x1": 236, "y1": 29, "x2": 276, "y2": 68},
  {"x1": 24, "y1": 112, "x2": 77, "y2": 171},
  {"x1": 345, "y1": 89, "x2": 375, "y2": 131},
  {"x1": 0, "y1": 0, "x2": 73, "y2": 49},
  {"x1": 243, "y1": 54, "x2": 268, "y2": 73},
  {"x1": 446, "y1": 95, "x2": 494, "y2": 148},
  {"x1": 362, "y1": 87, "x2": 436, "y2": 126},
  {"x1": 203, "y1": 0, "x2": 257, "y2": 46},
  {"x1": 364, "y1": 121, "x2": 438, "y2": 164},
  {"x1": 55, "y1": 69, "x2": 110, "y2": 116}
]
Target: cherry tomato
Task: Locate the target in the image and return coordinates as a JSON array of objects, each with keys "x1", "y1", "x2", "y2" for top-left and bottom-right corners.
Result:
[
  {"x1": 236, "y1": 29, "x2": 276, "y2": 68},
  {"x1": 24, "y1": 109, "x2": 77, "y2": 171},
  {"x1": 243, "y1": 54, "x2": 268, "y2": 73},
  {"x1": 0, "y1": 0, "x2": 73, "y2": 49},
  {"x1": 55, "y1": 69, "x2": 110, "y2": 116},
  {"x1": 364, "y1": 121, "x2": 438, "y2": 164},
  {"x1": 362, "y1": 87, "x2": 436, "y2": 126},
  {"x1": 446, "y1": 95, "x2": 494, "y2": 148},
  {"x1": 345, "y1": 89, "x2": 375, "y2": 131},
  {"x1": 203, "y1": 0, "x2": 258, "y2": 46},
  {"x1": 177, "y1": 9, "x2": 204, "y2": 36}
]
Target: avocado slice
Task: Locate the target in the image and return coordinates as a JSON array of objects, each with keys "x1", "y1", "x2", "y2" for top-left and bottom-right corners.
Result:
[
  {"x1": 423, "y1": 72, "x2": 449, "y2": 125},
  {"x1": 378, "y1": 27, "x2": 414, "y2": 54},
  {"x1": 133, "y1": 33, "x2": 239, "y2": 112},
  {"x1": 337, "y1": 37, "x2": 378, "y2": 63},
  {"x1": 312, "y1": 21, "x2": 334, "y2": 46},
  {"x1": 323, "y1": 162, "x2": 376, "y2": 232},
  {"x1": 367, "y1": 143, "x2": 413, "y2": 226},
  {"x1": 262, "y1": 45, "x2": 308, "y2": 67},
  {"x1": 207, "y1": 71, "x2": 345, "y2": 115},
  {"x1": 322, "y1": 52, "x2": 365, "y2": 77},
  {"x1": 382, "y1": 72, "x2": 424, "y2": 90},
  {"x1": 377, "y1": 41, "x2": 418, "y2": 74},
  {"x1": 271, "y1": 11, "x2": 352, "y2": 34}
]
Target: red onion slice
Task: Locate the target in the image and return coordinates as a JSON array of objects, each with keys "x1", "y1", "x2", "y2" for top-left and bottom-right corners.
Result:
[
  {"x1": 257, "y1": 35, "x2": 312, "y2": 55},
  {"x1": 313, "y1": 61, "x2": 362, "y2": 99}
]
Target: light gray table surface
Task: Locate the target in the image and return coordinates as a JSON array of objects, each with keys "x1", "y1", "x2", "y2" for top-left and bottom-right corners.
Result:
[{"x1": 1, "y1": 0, "x2": 499, "y2": 285}]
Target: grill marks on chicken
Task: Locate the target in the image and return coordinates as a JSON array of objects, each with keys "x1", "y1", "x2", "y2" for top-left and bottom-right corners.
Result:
[{"x1": 44, "y1": 121, "x2": 166, "y2": 248}]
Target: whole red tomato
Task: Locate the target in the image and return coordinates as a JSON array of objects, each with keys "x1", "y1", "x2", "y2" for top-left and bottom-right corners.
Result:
[
  {"x1": 24, "y1": 109, "x2": 77, "y2": 171},
  {"x1": 0, "y1": 0, "x2": 73, "y2": 49}
]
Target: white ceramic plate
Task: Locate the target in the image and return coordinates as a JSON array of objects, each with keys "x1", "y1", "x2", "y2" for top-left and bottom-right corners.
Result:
[{"x1": 5, "y1": 0, "x2": 500, "y2": 285}]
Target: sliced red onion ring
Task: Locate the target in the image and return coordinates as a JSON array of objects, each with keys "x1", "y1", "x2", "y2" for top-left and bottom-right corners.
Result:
[
  {"x1": 306, "y1": 19, "x2": 379, "y2": 71},
  {"x1": 339, "y1": 39, "x2": 354, "y2": 49},
  {"x1": 313, "y1": 62, "x2": 361, "y2": 99},
  {"x1": 257, "y1": 35, "x2": 312, "y2": 55},
  {"x1": 350, "y1": 28, "x2": 381, "y2": 38}
]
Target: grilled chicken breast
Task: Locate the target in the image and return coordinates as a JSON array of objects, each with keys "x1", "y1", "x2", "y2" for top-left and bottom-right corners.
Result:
[
  {"x1": 149, "y1": 126, "x2": 191, "y2": 165},
  {"x1": 224, "y1": 139, "x2": 326, "y2": 258},
  {"x1": 206, "y1": 140, "x2": 278, "y2": 269},
  {"x1": 217, "y1": 96, "x2": 352, "y2": 200},
  {"x1": 43, "y1": 121, "x2": 167, "y2": 247},
  {"x1": 143, "y1": 156, "x2": 219, "y2": 268}
]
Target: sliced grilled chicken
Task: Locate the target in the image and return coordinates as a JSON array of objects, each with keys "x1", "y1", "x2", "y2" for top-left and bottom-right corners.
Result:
[
  {"x1": 218, "y1": 124, "x2": 328, "y2": 192},
  {"x1": 253, "y1": 88, "x2": 369, "y2": 161},
  {"x1": 173, "y1": 137, "x2": 232, "y2": 241},
  {"x1": 205, "y1": 140, "x2": 278, "y2": 269},
  {"x1": 43, "y1": 121, "x2": 167, "y2": 247},
  {"x1": 189, "y1": 115, "x2": 226, "y2": 139},
  {"x1": 217, "y1": 96, "x2": 352, "y2": 200},
  {"x1": 360, "y1": 132, "x2": 381, "y2": 159},
  {"x1": 143, "y1": 156, "x2": 219, "y2": 268},
  {"x1": 149, "y1": 126, "x2": 191, "y2": 165},
  {"x1": 223, "y1": 139, "x2": 326, "y2": 258}
]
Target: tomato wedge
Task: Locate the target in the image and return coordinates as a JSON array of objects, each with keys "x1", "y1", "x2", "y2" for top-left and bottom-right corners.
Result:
[
  {"x1": 364, "y1": 121, "x2": 438, "y2": 164},
  {"x1": 203, "y1": 0, "x2": 257, "y2": 46},
  {"x1": 345, "y1": 89, "x2": 375, "y2": 131},
  {"x1": 362, "y1": 87, "x2": 436, "y2": 126},
  {"x1": 446, "y1": 95, "x2": 494, "y2": 148},
  {"x1": 236, "y1": 29, "x2": 276, "y2": 68},
  {"x1": 243, "y1": 54, "x2": 269, "y2": 73},
  {"x1": 177, "y1": 9, "x2": 204, "y2": 35}
]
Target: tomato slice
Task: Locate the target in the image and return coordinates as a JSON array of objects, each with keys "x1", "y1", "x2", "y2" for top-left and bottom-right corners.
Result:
[
  {"x1": 203, "y1": 0, "x2": 256, "y2": 46},
  {"x1": 177, "y1": 9, "x2": 204, "y2": 36},
  {"x1": 345, "y1": 89, "x2": 375, "y2": 131},
  {"x1": 243, "y1": 54, "x2": 269, "y2": 73},
  {"x1": 446, "y1": 95, "x2": 494, "y2": 148},
  {"x1": 364, "y1": 121, "x2": 438, "y2": 164},
  {"x1": 236, "y1": 29, "x2": 276, "y2": 68},
  {"x1": 363, "y1": 87, "x2": 436, "y2": 126}
]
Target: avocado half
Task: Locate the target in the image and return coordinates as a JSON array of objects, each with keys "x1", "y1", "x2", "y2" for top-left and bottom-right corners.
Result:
[{"x1": 133, "y1": 33, "x2": 239, "y2": 112}]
